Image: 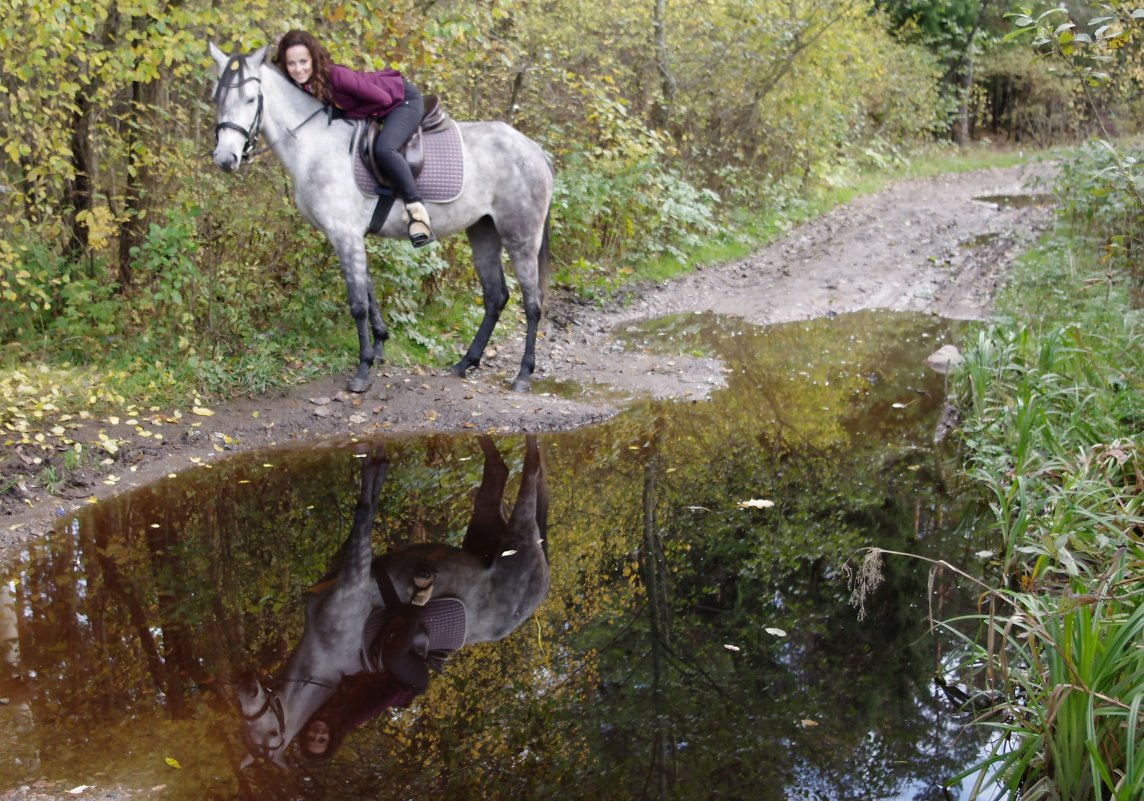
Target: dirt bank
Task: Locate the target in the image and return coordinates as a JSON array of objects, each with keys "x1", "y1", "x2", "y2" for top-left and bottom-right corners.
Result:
[{"x1": 0, "y1": 162, "x2": 1055, "y2": 556}]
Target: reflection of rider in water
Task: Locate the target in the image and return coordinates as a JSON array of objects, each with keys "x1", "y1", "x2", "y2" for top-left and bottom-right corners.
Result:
[
  {"x1": 298, "y1": 571, "x2": 454, "y2": 761},
  {"x1": 299, "y1": 671, "x2": 420, "y2": 761},
  {"x1": 275, "y1": 434, "x2": 544, "y2": 765}
]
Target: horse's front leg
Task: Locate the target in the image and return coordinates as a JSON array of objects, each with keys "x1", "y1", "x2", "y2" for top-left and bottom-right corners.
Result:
[{"x1": 334, "y1": 237, "x2": 385, "y2": 393}]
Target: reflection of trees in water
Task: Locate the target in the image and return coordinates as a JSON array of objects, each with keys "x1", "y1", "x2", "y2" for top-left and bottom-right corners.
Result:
[
  {"x1": 515, "y1": 313, "x2": 984, "y2": 800},
  {"x1": 1, "y1": 313, "x2": 989, "y2": 799}
]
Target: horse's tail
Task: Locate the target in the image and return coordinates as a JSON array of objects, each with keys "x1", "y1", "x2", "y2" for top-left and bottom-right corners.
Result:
[
  {"x1": 538, "y1": 154, "x2": 555, "y2": 313},
  {"x1": 538, "y1": 208, "x2": 551, "y2": 312}
]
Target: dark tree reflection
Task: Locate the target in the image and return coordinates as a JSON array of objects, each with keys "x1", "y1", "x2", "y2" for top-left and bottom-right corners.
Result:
[{"x1": 1, "y1": 312, "x2": 987, "y2": 800}]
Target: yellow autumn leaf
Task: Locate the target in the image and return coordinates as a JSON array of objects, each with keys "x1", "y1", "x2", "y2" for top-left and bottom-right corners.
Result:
[
  {"x1": 192, "y1": 406, "x2": 214, "y2": 417},
  {"x1": 164, "y1": 756, "x2": 182, "y2": 769}
]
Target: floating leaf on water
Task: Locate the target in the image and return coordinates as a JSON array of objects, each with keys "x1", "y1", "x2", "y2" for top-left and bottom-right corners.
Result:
[
  {"x1": 164, "y1": 756, "x2": 182, "y2": 769},
  {"x1": 738, "y1": 498, "x2": 775, "y2": 509},
  {"x1": 765, "y1": 627, "x2": 787, "y2": 637}
]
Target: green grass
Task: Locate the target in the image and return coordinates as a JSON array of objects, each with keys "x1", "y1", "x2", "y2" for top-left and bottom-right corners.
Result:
[{"x1": 935, "y1": 146, "x2": 1144, "y2": 800}]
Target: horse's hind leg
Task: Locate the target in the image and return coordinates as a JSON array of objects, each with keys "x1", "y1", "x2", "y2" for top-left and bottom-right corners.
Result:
[
  {"x1": 334, "y1": 237, "x2": 380, "y2": 393},
  {"x1": 461, "y1": 434, "x2": 510, "y2": 565},
  {"x1": 453, "y1": 216, "x2": 509, "y2": 380},
  {"x1": 504, "y1": 233, "x2": 544, "y2": 393}
]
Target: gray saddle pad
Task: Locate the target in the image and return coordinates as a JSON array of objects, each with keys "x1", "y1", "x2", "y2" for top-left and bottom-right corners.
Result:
[
  {"x1": 352, "y1": 120, "x2": 465, "y2": 203},
  {"x1": 361, "y1": 596, "x2": 467, "y2": 672}
]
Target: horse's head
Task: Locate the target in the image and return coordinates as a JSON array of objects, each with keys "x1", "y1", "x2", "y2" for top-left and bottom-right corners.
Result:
[
  {"x1": 208, "y1": 43, "x2": 268, "y2": 172},
  {"x1": 234, "y1": 670, "x2": 290, "y2": 769}
]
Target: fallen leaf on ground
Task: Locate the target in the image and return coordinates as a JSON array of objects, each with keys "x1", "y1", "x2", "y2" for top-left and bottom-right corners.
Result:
[{"x1": 738, "y1": 498, "x2": 775, "y2": 509}]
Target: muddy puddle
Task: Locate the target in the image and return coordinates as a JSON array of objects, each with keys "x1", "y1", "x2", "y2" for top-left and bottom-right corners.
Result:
[{"x1": 1, "y1": 311, "x2": 992, "y2": 800}]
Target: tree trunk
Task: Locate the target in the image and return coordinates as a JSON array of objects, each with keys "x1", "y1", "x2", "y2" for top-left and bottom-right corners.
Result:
[
  {"x1": 652, "y1": 0, "x2": 676, "y2": 129},
  {"x1": 64, "y1": 94, "x2": 94, "y2": 259},
  {"x1": 953, "y1": 21, "x2": 980, "y2": 150},
  {"x1": 118, "y1": 76, "x2": 159, "y2": 289}
]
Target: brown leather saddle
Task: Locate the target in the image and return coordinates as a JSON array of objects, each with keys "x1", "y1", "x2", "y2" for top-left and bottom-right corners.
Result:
[{"x1": 362, "y1": 94, "x2": 451, "y2": 188}]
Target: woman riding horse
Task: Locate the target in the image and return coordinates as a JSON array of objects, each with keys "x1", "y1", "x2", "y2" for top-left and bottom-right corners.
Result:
[{"x1": 273, "y1": 29, "x2": 435, "y2": 247}]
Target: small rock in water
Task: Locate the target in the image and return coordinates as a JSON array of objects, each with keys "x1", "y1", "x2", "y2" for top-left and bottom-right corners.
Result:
[{"x1": 925, "y1": 345, "x2": 963, "y2": 374}]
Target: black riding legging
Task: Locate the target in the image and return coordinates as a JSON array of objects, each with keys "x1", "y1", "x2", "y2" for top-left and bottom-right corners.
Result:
[{"x1": 372, "y1": 80, "x2": 424, "y2": 203}]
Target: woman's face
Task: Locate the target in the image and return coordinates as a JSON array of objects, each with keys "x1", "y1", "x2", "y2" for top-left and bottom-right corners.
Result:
[
  {"x1": 283, "y1": 44, "x2": 313, "y2": 85},
  {"x1": 304, "y1": 719, "x2": 330, "y2": 754}
]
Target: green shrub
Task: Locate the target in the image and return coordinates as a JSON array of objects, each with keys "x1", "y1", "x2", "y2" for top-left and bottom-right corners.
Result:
[
  {"x1": 1054, "y1": 140, "x2": 1144, "y2": 287},
  {"x1": 551, "y1": 153, "x2": 723, "y2": 294}
]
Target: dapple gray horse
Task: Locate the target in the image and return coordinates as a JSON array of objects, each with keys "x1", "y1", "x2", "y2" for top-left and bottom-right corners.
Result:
[
  {"x1": 234, "y1": 435, "x2": 549, "y2": 768},
  {"x1": 209, "y1": 44, "x2": 554, "y2": 393}
]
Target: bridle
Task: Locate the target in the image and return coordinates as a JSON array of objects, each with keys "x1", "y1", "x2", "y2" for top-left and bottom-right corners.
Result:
[
  {"x1": 237, "y1": 674, "x2": 338, "y2": 764},
  {"x1": 238, "y1": 681, "x2": 286, "y2": 762},
  {"x1": 213, "y1": 54, "x2": 265, "y2": 163},
  {"x1": 213, "y1": 51, "x2": 331, "y2": 163}
]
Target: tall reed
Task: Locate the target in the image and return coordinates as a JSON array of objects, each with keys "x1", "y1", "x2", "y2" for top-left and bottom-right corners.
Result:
[{"x1": 931, "y1": 188, "x2": 1144, "y2": 798}]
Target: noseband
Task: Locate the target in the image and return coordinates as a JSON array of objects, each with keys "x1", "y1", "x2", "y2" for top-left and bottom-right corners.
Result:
[
  {"x1": 213, "y1": 54, "x2": 265, "y2": 163},
  {"x1": 239, "y1": 681, "x2": 286, "y2": 762}
]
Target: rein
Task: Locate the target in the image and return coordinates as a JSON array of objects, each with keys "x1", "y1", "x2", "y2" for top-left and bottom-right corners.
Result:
[{"x1": 213, "y1": 53, "x2": 329, "y2": 163}]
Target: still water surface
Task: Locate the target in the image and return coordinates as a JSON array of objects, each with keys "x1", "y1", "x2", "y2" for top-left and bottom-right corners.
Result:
[{"x1": 1, "y1": 311, "x2": 990, "y2": 800}]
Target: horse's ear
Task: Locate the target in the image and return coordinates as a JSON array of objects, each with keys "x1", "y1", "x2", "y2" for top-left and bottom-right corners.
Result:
[
  {"x1": 249, "y1": 45, "x2": 269, "y2": 69},
  {"x1": 208, "y1": 41, "x2": 228, "y2": 70}
]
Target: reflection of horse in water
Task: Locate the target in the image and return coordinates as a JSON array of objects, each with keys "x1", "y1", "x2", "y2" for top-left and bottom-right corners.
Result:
[{"x1": 235, "y1": 435, "x2": 548, "y2": 768}]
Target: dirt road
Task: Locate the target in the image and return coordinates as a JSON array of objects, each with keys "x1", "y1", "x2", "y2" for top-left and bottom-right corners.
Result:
[{"x1": 0, "y1": 162, "x2": 1055, "y2": 556}]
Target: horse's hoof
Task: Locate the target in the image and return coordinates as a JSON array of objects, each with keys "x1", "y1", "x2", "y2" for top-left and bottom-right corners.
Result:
[
  {"x1": 511, "y1": 378, "x2": 532, "y2": 393},
  {"x1": 346, "y1": 377, "x2": 372, "y2": 393}
]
